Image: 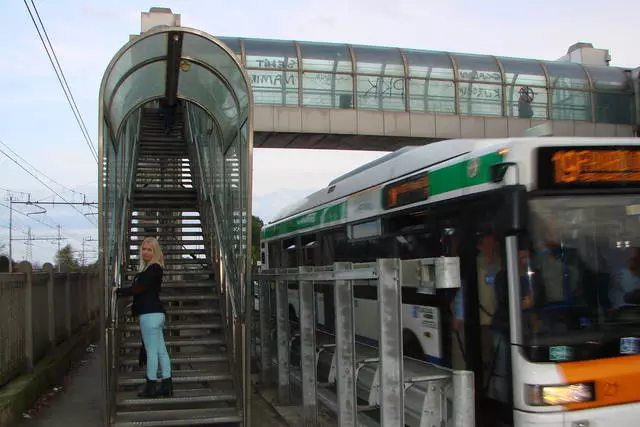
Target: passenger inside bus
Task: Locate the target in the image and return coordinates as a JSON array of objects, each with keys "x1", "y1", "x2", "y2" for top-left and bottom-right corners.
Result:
[
  {"x1": 527, "y1": 213, "x2": 613, "y2": 337},
  {"x1": 612, "y1": 247, "x2": 640, "y2": 307}
]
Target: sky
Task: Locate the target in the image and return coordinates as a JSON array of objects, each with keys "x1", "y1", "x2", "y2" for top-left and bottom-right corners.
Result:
[{"x1": 0, "y1": 0, "x2": 638, "y2": 265}]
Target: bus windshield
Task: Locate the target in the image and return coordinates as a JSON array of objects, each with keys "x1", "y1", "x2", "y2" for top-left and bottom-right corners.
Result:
[{"x1": 523, "y1": 195, "x2": 640, "y2": 358}]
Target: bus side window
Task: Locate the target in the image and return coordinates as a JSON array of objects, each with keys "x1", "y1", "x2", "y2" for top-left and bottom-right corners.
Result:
[
  {"x1": 283, "y1": 238, "x2": 297, "y2": 267},
  {"x1": 268, "y1": 242, "x2": 282, "y2": 268},
  {"x1": 301, "y1": 234, "x2": 319, "y2": 266}
]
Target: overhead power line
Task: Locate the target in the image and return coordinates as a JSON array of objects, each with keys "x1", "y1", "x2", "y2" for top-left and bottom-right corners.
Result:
[
  {"x1": 23, "y1": 0, "x2": 98, "y2": 164},
  {"x1": 0, "y1": 147, "x2": 96, "y2": 225},
  {"x1": 0, "y1": 140, "x2": 93, "y2": 203}
]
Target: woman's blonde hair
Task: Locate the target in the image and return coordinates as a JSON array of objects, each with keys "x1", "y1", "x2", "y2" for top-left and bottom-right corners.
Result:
[{"x1": 139, "y1": 237, "x2": 165, "y2": 271}]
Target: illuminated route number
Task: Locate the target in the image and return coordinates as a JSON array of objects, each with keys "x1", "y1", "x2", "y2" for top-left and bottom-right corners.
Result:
[
  {"x1": 537, "y1": 146, "x2": 640, "y2": 190},
  {"x1": 383, "y1": 172, "x2": 429, "y2": 209}
]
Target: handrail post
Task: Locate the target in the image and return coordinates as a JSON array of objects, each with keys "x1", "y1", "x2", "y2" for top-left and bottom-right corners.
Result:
[
  {"x1": 275, "y1": 276, "x2": 290, "y2": 403},
  {"x1": 453, "y1": 370, "x2": 476, "y2": 427},
  {"x1": 298, "y1": 266, "x2": 318, "y2": 426},
  {"x1": 333, "y1": 262, "x2": 357, "y2": 427},
  {"x1": 259, "y1": 277, "x2": 271, "y2": 386},
  {"x1": 377, "y1": 258, "x2": 404, "y2": 426}
]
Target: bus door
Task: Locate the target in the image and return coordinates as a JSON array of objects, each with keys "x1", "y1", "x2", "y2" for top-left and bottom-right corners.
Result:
[{"x1": 449, "y1": 202, "x2": 514, "y2": 426}]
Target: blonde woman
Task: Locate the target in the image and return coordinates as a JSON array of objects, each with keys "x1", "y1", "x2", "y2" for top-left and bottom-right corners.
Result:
[{"x1": 116, "y1": 237, "x2": 172, "y2": 398}]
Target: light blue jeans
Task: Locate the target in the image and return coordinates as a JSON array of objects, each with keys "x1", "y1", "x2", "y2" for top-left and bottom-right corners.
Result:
[{"x1": 139, "y1": 313, "x2": 171, "y2": 380}]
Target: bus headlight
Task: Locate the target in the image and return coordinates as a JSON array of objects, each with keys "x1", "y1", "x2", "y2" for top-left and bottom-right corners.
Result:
[{"x1": 525, "y1": 383, "x2": 595, "y2": 406}]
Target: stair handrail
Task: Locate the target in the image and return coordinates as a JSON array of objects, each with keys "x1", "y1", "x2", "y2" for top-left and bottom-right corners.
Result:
[
  {"x1": 184, "y1": 104, "x2": 241, "y2": 319},
  {"x1": 106, "y1": 107, "x2": 143, "y2": 424}
]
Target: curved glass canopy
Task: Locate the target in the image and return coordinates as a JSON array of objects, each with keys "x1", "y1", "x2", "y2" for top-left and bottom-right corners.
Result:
[
  {"x1": 218, "y1": 36, "x2": 635, "y2": 125},
  {"x1": 98, "y1": 27, "x2": 253, "y2": 321}
]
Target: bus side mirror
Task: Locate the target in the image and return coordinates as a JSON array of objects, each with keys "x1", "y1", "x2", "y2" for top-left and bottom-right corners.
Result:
[{"x1": 490, "y1": 162, "x2": 518, "y2": 183}]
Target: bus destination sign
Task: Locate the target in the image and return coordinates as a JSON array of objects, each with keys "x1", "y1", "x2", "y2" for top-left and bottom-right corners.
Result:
[
  {"x1": 383, "y1": 172, "x2": 429, "y2": 209},
  {"x1": 537, "y1": 146, "x2": 640, "y2": 190}
]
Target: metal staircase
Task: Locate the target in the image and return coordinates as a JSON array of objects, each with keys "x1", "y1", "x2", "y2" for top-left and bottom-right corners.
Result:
[{"x1": 112, "y1": 108, "x2": 242, "y2": 426}]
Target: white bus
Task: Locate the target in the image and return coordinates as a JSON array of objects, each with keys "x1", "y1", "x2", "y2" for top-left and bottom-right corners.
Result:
[{"x1": 260, "y1": 137, "x2": 640, "y2": 426}]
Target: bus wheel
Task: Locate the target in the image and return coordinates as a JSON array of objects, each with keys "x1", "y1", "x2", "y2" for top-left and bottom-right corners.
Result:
[{"x1": 402, "y1": 329, "x2": 423, "y2": 360}]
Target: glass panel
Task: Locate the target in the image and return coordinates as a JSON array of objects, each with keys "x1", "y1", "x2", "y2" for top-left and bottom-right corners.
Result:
[
  {"x1": 404, "y1": 49, "x2": 454, "y2": 79},
  {"x1": 409, "y1": 79, "x2": 455, "y2": 114},
  {"x1": 299, "y1": 42, "x2": 351, "y2": 73},
  {"x1": 457, "y1": 82, "x2": 502, "y2": 116},
  {"x1": 105, "y1": 33, "x2": 167, "y2": 102},
  {"x1": 247, "y1": 69, "x2": 298, "y2": 106},
  {"x1": 243, "y1": 39, "x2": 297, "y2": 70},
  {"x1": 178, "y1": 63, "x2": 241, "y2": 136},
  {"x1": 595, "y1": 93, "x2": 634, "y2": 124},
  {"x1": 454, "y1": 54, "x2": 502, "y2": 83},
  {"x1": 506, "y1": 85, "x2": 548, "y2": 119},
  {"x1": 353, "y1": 46, "x2": 404, "y2": 76},
  {"x1": 302, "y1": 72, "x2": 353, "y2": 108},
  {"x1": 543, "y1": 62, "x2": 589, "y2": 90},
  {"x1": 550, "y1": 89, "x2": 592, "y2": 121},
  {"x1": 109, "y1": 60, "x2": 166, "y2": 134},
  {"x1": 499, "y1": 57, "x2": 546, "y2": 86},
  {"x1": 584, "y1": 66, "x2": 631, "y2": 91},
  {"x1": 104, "y1": 33, "x2": 167, "y2": 103},
  {"x1": 181, "y1": 34, "x2": 248, "y2": 114},
  {"x1": 356, "y1": 75, "x2": 405, "y2": 111},
  {"x1": 526, "y1": 196, "x2": 640, "y2": 354}
]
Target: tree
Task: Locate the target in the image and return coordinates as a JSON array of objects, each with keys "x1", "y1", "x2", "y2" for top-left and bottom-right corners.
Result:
[
  {"x1": 55, "y1": 244, "x2": 80, "y2": 272},
  {"x1": 251, "y1": 215, "x2": 264, "y2": 266}
]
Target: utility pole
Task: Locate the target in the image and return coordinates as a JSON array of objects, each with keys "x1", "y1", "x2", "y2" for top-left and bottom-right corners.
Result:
[
  {"x1": 8, "y1": 196, "x2": 12, "y2": 272},
  {"x1": 81, "y1": 236, "x2": 98, "y2": 267},
  {"x1": 57, "y1": 225, "x2": 62, "y2": 272},
  {"x1": 25, "y1": 227, "x2": 32, "y2": 262}
]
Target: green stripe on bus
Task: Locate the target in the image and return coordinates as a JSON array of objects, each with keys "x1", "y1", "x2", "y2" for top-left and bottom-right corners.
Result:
[
  {"x1": 261, "y1": 201, "x2": 346, "y2": 239},
  {"x1": 261, "y1": 151, "x2": 503, "y2": 240},
  {"x1": 430, "y1": 151, "x2": 502, "y2": 195}
]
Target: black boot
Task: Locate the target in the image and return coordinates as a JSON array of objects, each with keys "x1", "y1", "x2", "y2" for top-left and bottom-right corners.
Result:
[
  {"x1": 155, "y1": 377, "x2": 173, "y2": 397},
  {"x1": 137, "y1": 378, "x2": 156, "y2": 397}
]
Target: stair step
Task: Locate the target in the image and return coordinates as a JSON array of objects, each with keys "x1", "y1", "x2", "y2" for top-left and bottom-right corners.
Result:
[
  {"x1": 125, "y1": 270, "x2": 213, "y2": 277},
  {"x1": 128, "y1": 259, "x2": 207, "y2": 266},
  {"x1": 161, "y1": 294, "x2": 220, "y2": 302},
  {"x1": 122, "y1": 336, "x2": 225, "y2": 349},
  {"x1": 131, "y1": 215, "x2": 200, "y2": 221},
  {"x1": 165, "y1": 307, "x2": 221, "y2": 316},
  {"x1": 116, "y1": 388, "x2": 235, "y2": 407},
  {"x1": 121, "y1": 322, "x2": 223, "y2": 332},
  {"x1": 118, "y1": 369, "x2": 232, "y2": 386},
  {"x1": 133, "y1": 203, "x2": 198, "y2": 209},
  {"x1": 131, "y1": 224, "x2": 202, "y2": 230},
  {"x1": 128, "y1": 249, "x2": 206, "y2": 256},
  {"x1": 130, "y1": 231, "x2": 204, "y2": 237},
  {"x1": 162, "y1": 281, "x2": 216, "y2": 289},
  {"x1": 120, "y1": 354, "x2": 228, "y2": 367},
  {"x1": 113, "y1": 407, "x2": 241, "y2": 426}
]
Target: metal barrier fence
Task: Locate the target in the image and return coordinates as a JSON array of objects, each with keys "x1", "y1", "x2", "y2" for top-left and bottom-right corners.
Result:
[
  {"x1": 255, "y1": 258, "x2": 475, "y2": 427},
  {"x1": 0, "y1": 261, "x2": 100, "y2": 387}
]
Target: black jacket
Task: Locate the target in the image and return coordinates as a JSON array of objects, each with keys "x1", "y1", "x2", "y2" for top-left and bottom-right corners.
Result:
[{"x1": 117, "y1": 263, "x2": 165, "y2": 315}]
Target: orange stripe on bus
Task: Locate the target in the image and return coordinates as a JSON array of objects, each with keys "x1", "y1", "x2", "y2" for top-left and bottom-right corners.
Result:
[{"x1": 558, "y1": 355, "x2": 640, "y2": 410}]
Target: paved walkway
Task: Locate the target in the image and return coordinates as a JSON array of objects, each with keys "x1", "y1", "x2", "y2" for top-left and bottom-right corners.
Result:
[{"x1": 17, "y1": 345, "x2": 290, "y2": 427}]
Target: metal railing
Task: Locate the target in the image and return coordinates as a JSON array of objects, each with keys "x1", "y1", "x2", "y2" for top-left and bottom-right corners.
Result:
[{"x1": 255, "y1": 258, "x2": 475, "y2": 427}]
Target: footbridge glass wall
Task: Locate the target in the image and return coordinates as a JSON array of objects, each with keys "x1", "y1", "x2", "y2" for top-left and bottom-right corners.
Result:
[
  {"x1": 98, "y1": 26, "x2": 253, "y2": 422},
  {"x1": 217, "y1": 37, "x2": 636, "y2": 125}
]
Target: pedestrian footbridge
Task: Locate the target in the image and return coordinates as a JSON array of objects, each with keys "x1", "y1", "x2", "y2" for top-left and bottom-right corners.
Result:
[{"x1": 213, "y1": 37, "x2": 638, "y2": 150}]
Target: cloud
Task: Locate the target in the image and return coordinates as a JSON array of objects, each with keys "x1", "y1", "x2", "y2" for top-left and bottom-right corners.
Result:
[{"x1": 252, "y1": 148, "x2": 385, "y2": 197}]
